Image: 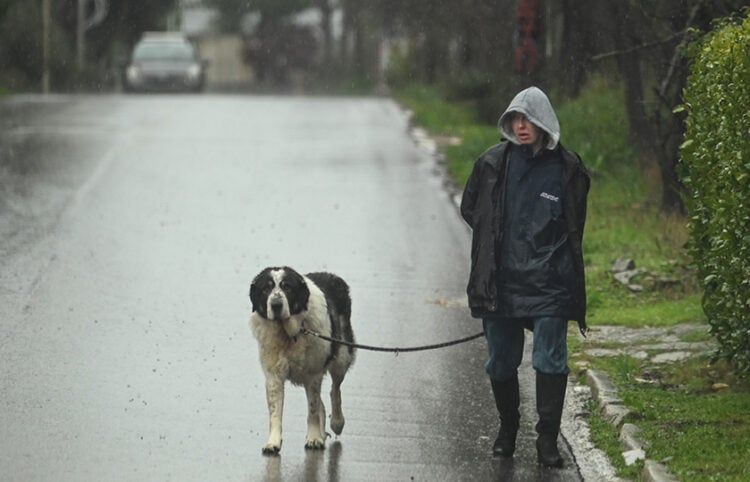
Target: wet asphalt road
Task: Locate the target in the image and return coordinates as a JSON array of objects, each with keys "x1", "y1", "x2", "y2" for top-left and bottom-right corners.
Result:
[{"x1": 0, "y1": 94, "x2": 587, "y2": 481}]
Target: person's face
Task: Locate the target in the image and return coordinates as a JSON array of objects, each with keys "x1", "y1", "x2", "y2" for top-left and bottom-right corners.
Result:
[{"x1": 511, "y1": 112, "x2": 542, "y2": 149}]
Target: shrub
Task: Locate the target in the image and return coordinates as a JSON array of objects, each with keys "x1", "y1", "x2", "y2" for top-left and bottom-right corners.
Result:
[{"x1": 680, "y1": 10, "x2": 750, "y2": 375}]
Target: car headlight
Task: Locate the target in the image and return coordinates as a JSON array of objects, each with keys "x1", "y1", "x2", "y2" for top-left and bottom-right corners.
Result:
[
  {"x1": 126, "y1": 65, "x2": 142, "y2": 84},
  {"x1": 186, "y1": 64, "x2": 201, "y2": 81}
]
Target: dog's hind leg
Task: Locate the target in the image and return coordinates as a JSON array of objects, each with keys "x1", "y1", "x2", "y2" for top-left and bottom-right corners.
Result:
[
  {"x1": 329, "y1": 361, "x2": 347, "y2": 436},
  {"x1": 263, "y1": 376, "x2": 285, "y2": 455},
  {"x1": 304, "y1": 375, "x2": 327, "y2": 450}
]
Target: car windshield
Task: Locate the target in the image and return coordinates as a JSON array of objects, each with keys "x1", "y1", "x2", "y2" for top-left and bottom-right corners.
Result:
[{"x1": 133, "y1": 42, "x2": 196, "y2": 62}]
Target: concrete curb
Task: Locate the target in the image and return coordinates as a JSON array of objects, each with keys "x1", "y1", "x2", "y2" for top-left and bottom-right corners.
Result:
[{"x1": 585, "y1": 369, "x2": 679, "y2": 482}]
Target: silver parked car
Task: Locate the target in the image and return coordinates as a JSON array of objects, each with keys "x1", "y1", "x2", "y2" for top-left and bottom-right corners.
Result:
[{"x1": 123, "y1": 33, "x2": 208, "y2": 93}]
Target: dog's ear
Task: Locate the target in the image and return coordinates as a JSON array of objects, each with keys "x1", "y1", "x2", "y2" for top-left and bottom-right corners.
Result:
[
  {"x1": 249, "y1": 277, "x2": 266, "y2": 317},
  {"x1": 292, "y1": 281, "x2": 310, "y2": 314},
  {"x1": 249, "y1": 282, "x2": 258, "y2": 310},
  {"x1": 288, "y1": 272, "x2": 310, "y2": 314}
]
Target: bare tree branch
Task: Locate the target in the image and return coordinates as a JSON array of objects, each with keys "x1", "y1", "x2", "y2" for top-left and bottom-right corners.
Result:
[
  {"x1": 589, "y1": 29, "x2": 688, "y2": 61},
  {"x1": 657, "y1": 1, "x2": 704, "y2": 104}
]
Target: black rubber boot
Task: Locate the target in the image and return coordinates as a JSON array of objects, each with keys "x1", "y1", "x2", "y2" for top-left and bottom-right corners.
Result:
[
  {"x1": 535, "y1": 371, "x2": 567, "y2": 468},
  {"x1": 490, "y1": 374, "x2": 520, "y2": 457}
]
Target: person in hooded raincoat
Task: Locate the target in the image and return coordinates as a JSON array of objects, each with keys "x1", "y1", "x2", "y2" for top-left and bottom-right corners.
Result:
[{"x1": 460, "y1": 86, "x2": 590, "y2": 468}]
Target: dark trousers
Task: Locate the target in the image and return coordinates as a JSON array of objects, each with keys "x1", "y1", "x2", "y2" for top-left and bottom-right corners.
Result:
[{"x1": 482, "y1": 317, "x2": 569, "y2": 381}]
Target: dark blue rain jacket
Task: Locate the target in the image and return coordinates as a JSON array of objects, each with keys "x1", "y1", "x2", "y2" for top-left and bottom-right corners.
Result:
[{"x1": 460, "y1": 141, "x2": 590, "y2": 333}]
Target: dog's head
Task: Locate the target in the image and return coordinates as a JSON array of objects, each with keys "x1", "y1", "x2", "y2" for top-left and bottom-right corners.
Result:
[{"x1": 249, "y1": 266, "x2": 310, "y2": 321}]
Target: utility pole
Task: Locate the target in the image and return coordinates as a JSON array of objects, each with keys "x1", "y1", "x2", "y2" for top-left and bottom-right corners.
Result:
[
  {"x1": 42, "y1": 0, "x2": 50, "y2": 93},
  {"x1": 76, "y1": 0, "x2": 84, "y2": 72}
]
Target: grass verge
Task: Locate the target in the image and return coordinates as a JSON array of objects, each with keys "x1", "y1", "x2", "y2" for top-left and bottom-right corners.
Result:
[{"x1": 579, "y1": 354, "x2": 750, "y2": 481}]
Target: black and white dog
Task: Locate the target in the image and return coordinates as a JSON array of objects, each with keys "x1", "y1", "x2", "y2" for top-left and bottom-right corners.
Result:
[{"x1": 249, "y1": 266, "x2": 356, "y2": 455}]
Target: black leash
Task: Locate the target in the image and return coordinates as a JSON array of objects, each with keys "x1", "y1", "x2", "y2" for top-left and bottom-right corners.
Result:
[{"x1": 300, "y1": 327, "x2": 484, "y2": 354}]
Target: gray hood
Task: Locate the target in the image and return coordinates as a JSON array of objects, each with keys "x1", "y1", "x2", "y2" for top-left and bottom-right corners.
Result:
[{"x1": 498, "y1": 86, "x2": 560, "y2": 150}]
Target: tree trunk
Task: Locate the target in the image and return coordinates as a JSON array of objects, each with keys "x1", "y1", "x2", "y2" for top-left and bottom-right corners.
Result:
[
  {"x1": 318, "y1": 0, "x2": 332, "y2": 68},
  {"x1": 559, "y1": 0, "x2": 601, "y2": 97},
  {"x1": 608, "y1": 3, "x2": 651, "y2": 157},
  {"x1": 340, "y1": 0, "x2": 353, "y2": 75},
  {"x1": 656, "y1": 106, "x2": 688, "y2": 213}
]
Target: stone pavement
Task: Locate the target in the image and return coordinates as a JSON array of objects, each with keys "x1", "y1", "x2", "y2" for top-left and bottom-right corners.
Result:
[{"x1": 575, "y1": 323, "x2": 714, "y2": 482}]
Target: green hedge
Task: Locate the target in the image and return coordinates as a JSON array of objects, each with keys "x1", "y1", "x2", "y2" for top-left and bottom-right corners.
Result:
[{"x1": 680, "y1": 10, "x2": 750, "y2": 375}]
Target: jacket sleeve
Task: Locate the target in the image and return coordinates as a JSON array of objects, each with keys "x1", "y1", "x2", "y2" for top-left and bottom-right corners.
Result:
[
  {"x1": 575, "y1": 164, "x2": 591, "y2": 238},
  {"x1": 460, "y1": 159, "x2": 482, "y2": 229}
]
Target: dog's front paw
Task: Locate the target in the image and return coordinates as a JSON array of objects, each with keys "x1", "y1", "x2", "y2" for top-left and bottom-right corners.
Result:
[
  {"x1": 262, "y1": 443, "x2": 281, "y2": 456},
  {"x1": 304, "y1": 437, "x2": 326, "y2": 450}
]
